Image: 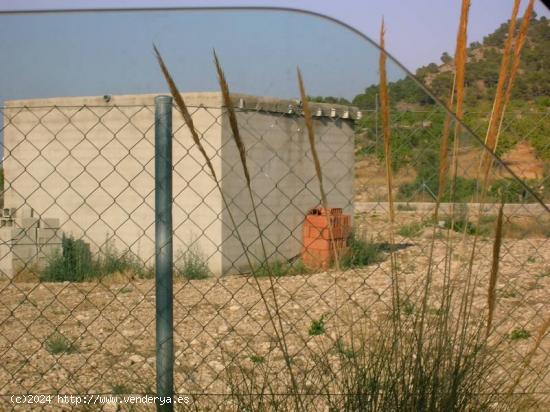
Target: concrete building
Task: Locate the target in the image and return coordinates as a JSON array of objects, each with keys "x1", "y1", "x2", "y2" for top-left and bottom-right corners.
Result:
[{"x1": 1, "y1": 92, "x2": 358, "y2": 277}]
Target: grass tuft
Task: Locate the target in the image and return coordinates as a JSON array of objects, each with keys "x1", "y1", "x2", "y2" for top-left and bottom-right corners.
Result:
[
  {"x1": 509, "y1": 328, "x2": 531, "y2": 341},
  {"x1": 308, "y1": 315, "x2": 326, "y2": 336},
  {"x1": 45, "y1": 334, "x2": 78, "y2": 354},
  {"x1": 111, "y1": 383, "x2": 132, "y2": 395},
  {"x1": 397, "y1": 221, "x2": 425, "y2": 238},
  {"x1": 249, "y1": 355, "x2": 265, "y2": 365},
  {"x1": 252, "y1": 259, "x2": 308, "y2": 278}
]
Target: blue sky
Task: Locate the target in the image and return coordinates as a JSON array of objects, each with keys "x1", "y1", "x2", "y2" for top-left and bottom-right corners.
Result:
[
  {"x1": 0, "y1": 1, "x2": 548, "y2": 104},
  {"x1": 0, "y1": 10, "x2": 388, "y2": 102}
]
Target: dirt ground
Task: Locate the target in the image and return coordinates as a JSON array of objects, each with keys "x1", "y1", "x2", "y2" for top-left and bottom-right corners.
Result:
[{"x1": 0, "y1": 210, "x2": 549, "y2": 411}]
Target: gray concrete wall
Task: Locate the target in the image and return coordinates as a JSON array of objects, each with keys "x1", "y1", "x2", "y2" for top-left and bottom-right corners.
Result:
[{"x1": 220, "y1": 111, "x2": 355, "y2": 274}]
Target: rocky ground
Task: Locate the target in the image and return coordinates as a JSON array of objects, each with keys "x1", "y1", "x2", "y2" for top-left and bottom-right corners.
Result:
[{"x1": 0, "y1": 210, "x2": 549, "y2": 411}]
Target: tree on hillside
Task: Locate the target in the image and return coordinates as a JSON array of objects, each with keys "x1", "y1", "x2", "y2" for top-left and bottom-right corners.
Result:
[{"x1": 441, "y1": 52, "x2": 452, "y2": 64}]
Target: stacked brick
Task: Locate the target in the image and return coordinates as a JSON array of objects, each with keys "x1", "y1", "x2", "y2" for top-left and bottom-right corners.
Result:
[{"x1": 301, "y1": 207, "x2": 350, "y2": 270}]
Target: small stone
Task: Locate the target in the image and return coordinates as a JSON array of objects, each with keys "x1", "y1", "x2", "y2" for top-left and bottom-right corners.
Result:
[
  {"x1": 129, "y1": 354, "x2": 143, "y2": 364},
  {"x1": 209, "y1": 360, "x2": 225, "y2": 372}
]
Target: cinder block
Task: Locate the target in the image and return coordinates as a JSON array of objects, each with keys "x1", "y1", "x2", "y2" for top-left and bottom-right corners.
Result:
[
  {"x1": 11, "y1": 227, "x2": 37, "y2": 244},
  {"x1": 12, "y1": 244, "x2": 36, "y2": 260},
  {"x1": 0, "y1": 218, "x2": 14, "y2": 227},
  {"x1": 10, "y1": 231, "x2": 32, "y2": 245},
  {"x1": 18, "y1": 217, "x2": 39, "y2": 229},
  {"x1": 41, "y1": 218, "x2": 60, "y2": 229},
  {"x1": 18, "y1": 206, "x2": 34, "y2": 218},
  {"x1": 0, "y1": 226, "x2": 13, "y2": 241},
  {"x1": 37, "y1": 228, "x2": 61, "y2": 244}
]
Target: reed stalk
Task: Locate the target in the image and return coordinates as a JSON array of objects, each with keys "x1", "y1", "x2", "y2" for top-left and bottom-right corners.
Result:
[
  {"x1": 378, "y1": 19, "x2": 401, "y2": 319},
  {"x1": 296, "y1": 68, "x2": 341, "y2": 272},
  {"x1": 464, "y1": 0, "x2": 522, "y2": 340},
  {"x1": 479, "y1": 0, "x2": 521, "y2": 184},
  {"x1": 466, "y1": 1, "x2": 531, "y2": 345},
  {"x1": 428, "y1": 2, "x2": 471, "y2": 400},
  {"x1": 494, "y1": 0, "x2": 535, "y2": 151}
]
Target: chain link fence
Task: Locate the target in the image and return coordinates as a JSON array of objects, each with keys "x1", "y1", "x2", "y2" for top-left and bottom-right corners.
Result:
[{"x1": 0, "y1": 94, "x2": 548, "y2": 410}]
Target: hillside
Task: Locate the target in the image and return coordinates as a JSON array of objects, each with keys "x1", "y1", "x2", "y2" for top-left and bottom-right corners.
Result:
[
  {"x1": 352, "y1": 13, "x2": 550, "y2": 162},
  {"x1": 353, "y1": 13, "x2": 550, "y2": 108},
  {"x1": 349, "y1": 13, "x2": 549, "y2": 203}
]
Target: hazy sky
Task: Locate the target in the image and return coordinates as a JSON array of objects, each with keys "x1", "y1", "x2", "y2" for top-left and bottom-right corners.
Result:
[{"x1": 0, "y1": 1, "x2": 548, "y2": 104}]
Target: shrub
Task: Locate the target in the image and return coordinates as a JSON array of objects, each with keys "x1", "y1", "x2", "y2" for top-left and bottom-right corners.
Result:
[
  {"x1": 333, "y1": 337, "x2": 356, "y2": 359},
  {"x1": 488, "y1": 178, "x2": 531, "y2": 203},
  {"x1": 252, "y1": 234, "x2": 382, "y2": 276},
  {"x1": 249, "y1": 355, "x2": 265, "y2": 365},
  {"x1": 40, "y1": 235, "x2": 97, "y2": 282},
  {"x1": 40, "y1": 236, "x2": 150, "y2": 282},
  {"x1": 441, "y1": 218, "x2": 478, "y2": 235},
  {"x1": 111, "y1": 383, "x2": 132, "y2": 395},
  {"x1": 340, "y1": 232, "x2": 384, "y2": 269},
  {"x1": 175, "y1": 245, "x2": 210, "y2": 280},
  {"x1": 396, "y1": 203, "x2": 417, "y2": 211},
  {"x1": 398, "y1": 175, "x2": 478, "y2": 203}
]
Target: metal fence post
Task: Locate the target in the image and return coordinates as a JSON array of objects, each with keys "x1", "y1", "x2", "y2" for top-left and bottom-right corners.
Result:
[{"x1": 155, "y1": 95, "x2": 174, "y2": 411}]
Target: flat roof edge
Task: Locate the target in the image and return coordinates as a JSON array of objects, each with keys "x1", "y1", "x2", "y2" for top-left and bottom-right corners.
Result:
[{"x1": 4, "y1": 92, "x2": 362, "y2": 119}]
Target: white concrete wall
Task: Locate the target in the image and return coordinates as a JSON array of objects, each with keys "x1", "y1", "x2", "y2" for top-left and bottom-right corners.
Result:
[{"x1": 3, "y1": 93, "x2": 224, "y2": 275}]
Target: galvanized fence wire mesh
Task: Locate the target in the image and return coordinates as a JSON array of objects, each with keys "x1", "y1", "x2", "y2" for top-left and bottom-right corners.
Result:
[{"x1": 0, "y1": 97, "x2": 548, "y2": 410}]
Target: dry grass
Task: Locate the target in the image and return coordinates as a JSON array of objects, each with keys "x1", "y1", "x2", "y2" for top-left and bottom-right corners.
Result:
[
  {"x1": 11, "y1": 264, "x2": 41, "y2": 283},
  {"x1": 378, "y1": 19, "x2": 403, "y2": 321},
  {"x1": 378, "y1": 19, "x2": 395, "y2": 226},
  {"x1": 495, "y1": 0, "x2": 536, "y2": 148},
  {"x1": 153, "y1": 45, "x2": 219, "y2": 182},
  {"x1": 213, "y1": 51, "x2": 251, "y2": 186},
  {"x1": 448, "y1": 0, "x2": 470, "y2": 210}
]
